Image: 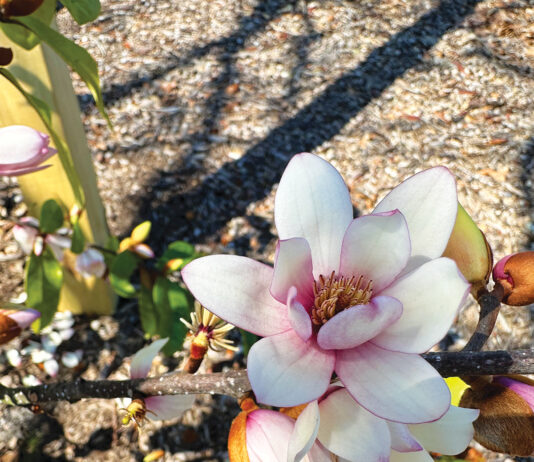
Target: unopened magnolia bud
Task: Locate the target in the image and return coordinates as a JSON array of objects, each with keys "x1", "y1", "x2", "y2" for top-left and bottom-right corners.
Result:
[
  {"x1": 493, "y1": 252, "x2": 534, "y2": 306},
  {"x1": 75, "y1": 248, "x2": 106, "y2": 278},
  {"x1": 228, "y1": 397, "x2": 258, "y2": 462},
  {"x1": 460, "y1": 376, "x2": 534, "y2": 456},
  {"x1": 0, "y1": 308, "x2": 40, "y2": 345},
  {"x1": 443, "y1": 203, "x2": 492, "y2": 295},
  {"x1": 131, "y1": 221, "x2": 151, "y2": 244},
  {"x1": 0, "y1": 47, "x2": 13, "y2": 66},
  {"x1": 0, "y1": 0, "x2": 43, "y2": 17}
]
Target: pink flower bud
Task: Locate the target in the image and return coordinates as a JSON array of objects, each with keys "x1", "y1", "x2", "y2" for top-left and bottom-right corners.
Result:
[
  {"x1": 75, "y1": 248, "x2": 106, "y2": 278},
  {"x1": 0, "y1": 308, "x2": 40, "y2": 345},
  {"x1": 493, "y1": 251, "x2": 534, "y2": 306},
  {"x1": 13, "y1": 219, "x2": 39, "y2": 255},
  {"x1": 0, "y1": 125, "x2": 57, "y2": 176}
]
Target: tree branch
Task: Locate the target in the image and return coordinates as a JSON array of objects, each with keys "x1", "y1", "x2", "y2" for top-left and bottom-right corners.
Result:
[{"x1": 2, "y1": 349, "x2": 534, "y2": 405}]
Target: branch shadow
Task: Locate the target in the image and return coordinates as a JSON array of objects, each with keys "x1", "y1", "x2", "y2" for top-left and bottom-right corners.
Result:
[{"x1": 138, "y1": 0, "x2": 484, "y2": 247}]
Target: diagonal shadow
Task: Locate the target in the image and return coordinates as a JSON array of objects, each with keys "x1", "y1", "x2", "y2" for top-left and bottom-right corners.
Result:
[
  {"x1": 78, "y1": 0, "x2": 298, "y2": 110},
  {"x1": 143, "y1": 0, "x2": 484, "y2": 245}
]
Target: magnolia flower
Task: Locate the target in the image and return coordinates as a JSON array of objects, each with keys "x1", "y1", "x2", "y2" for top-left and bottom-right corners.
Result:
[
  {"x1": 127, "y1": 338, "x2": 195, "y2": 421},
  {"x1": 13, "y1": 216, "x2": 71, "y2": 260},
  {"x1": 0, "y1": 125, "x2": 57, "y2": 176},
  {"x1": 75, "y1": 248, "x2": 106, "y2": 278},
  {"x1": 183, "y1": 154, "x2": 469, "y2": 423},
  {"x1": 238, "y1": 387, "x2": 478, "y2": 462}
]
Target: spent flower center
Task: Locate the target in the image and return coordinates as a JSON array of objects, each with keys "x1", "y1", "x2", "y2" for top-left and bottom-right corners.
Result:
[{"x1": 311, "y1": 271, "x2": 373, "y2": 326}]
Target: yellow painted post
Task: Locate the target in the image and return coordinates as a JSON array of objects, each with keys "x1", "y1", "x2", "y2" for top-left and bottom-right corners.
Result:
[{"x1": 0, "y1": 26, "x2": 115, "y2": 315}]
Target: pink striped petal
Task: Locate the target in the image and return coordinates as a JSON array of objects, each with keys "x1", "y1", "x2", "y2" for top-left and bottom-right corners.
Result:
[
  {"x1": 408, "y1": 405, "x2": 479, "y2": 455},
  {"x1": 339, "y1": 212, "x2": 411, "y2": 292},
  {"x1": 288, "y1": 286, "x2": 312, "y2": 342},
  {"x1": 387, "y1": 422, "x2": 423, "y2": 452},
  {"x1": 246, "y1": 409, "x2": 293, "y2": 462},
  {"x1": 145, "y1": 394, "x2": 195, "y2": 421},
  {"x1": 130, "y1": 338, "x2": 168, "y2": 379},
  {"x1": 271, "y1": 238, "x2": 314, "y2": 305},
  {"x1": 373, "y1": 258, "x2": 470, "y2": 353},
  {"x1": 182, "y1": 255, "x2": 290, "y2": 336},
  {"x1": 336, "y1": 343, "x2": 451, "y2": 424},
  {"x1": 275, "y1": 153, "x2": 353, "y2": 278},
  {"x1": 248, "y1": 330, "x2": 335, "y2": 407},
  {"x1": 390, "y1": 449, "x2": 433, "y2": 462},
  {"x1": 288, "y1": 401, "x2": 320, "y2": 462},
  {"x1": 317, "y1": 296, "x2": 402, "y2": 350},
  {"x1": 373, "y1": 167, "x2": 457, "y2": 261},
  {"x1": 317, "y1": 388, "x2": 390, "y2": 461}
]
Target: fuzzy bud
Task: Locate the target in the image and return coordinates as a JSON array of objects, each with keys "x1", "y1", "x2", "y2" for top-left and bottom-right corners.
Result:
[
  {"x1": 0, "y1": 47, "x2": 13, "y2": 66},
  {"x1": 460, "y1": 376, "x2": 534, "y2": 456},
  {"x1": 493, "y1": 252, "x2": 534, "y2": 306},
  {"x1": 442, "y1": 203, "x2": 492, "y2": 296}
]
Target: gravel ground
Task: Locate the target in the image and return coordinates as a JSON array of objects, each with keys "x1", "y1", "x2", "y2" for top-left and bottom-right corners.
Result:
[{"x1": 1, "y1": 0, "x2": 534, "y2": 460}]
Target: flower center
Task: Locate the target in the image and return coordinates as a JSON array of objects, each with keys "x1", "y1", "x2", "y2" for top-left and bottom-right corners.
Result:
[{"x1": 311, "y1": 271, "x2": 373, "y2": 326}]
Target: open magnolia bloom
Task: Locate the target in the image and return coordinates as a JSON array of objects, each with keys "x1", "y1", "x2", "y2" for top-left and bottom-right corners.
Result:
[
  {"x1": 128, "y1": 338, "x2": 195, "y2": 421},
  {"x1": 13, "y1": 216, "x2": 71, "y2": 260},
  {"x1": 183, "y1": 153, "x2": 470, "y2": 423},
  {"x1": 239, "y1": 387, "x2": 479, "y2": 462}
]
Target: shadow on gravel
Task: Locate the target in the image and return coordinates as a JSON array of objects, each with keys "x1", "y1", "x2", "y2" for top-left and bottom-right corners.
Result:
[
  {"x1": 137, "y1": 0, "x2": 484, "y2": 247},
  {"x1": 78, "y1": 0, "x2": 299, "y2": 110}
]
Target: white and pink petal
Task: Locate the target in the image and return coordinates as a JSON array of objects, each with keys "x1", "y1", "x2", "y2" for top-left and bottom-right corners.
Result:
[
  {"x1": 288, "y1": 401, "x2": 321, "y2": 462},
  {"x1": 182, "y1": 255, "x2": 290, "y2": 337},
  {"x1": 317, "y1": 296, "x2": 402, "y2": 350},
  {"x1": 247, "y1": 330, "x2": 335, "y2": 407},
  {"x1": 339, "y1": 212, "x2": 411, "y2": 292},
  {"x1": 130, "y1": 338, "x2": 168, "y2": 379},
  {"x1": 335, "y1": 343, "x2": 451, "y2": 424},
  {"x1": 288, "y1": 287, "x2": 312, "y2": 342},
  {"x1": 316, "y1": 388, "x2": 390, "y2": 462},
  {"x1": 373, "y1": 258, "x2": 470, "y2": 353},
  {"x1": 387, "y1": 422, "x2": 423, "y2": 452},
  {"x1": 145, "y1": 394, "x2": 195, "y2": 421},
  {"x1": 408, "y1": 405, "x2": 479, "y2": 455},
  {"x1": 275, "y1": 153, "x2": 353, "y2": 279},
  {"x1": 389, "y1": 449, "x2": 433, "y2": 462},
  {"x1": 271, "y1": 238, "x2": 314, "y2": 305},
  {"x1": 373, "y1": 167, "x2": 457, "y2": 262}
]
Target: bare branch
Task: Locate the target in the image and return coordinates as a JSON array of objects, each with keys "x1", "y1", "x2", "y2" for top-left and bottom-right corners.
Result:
[{"x1": 2, "y1": 350, "x2": 534, "y2": 406}]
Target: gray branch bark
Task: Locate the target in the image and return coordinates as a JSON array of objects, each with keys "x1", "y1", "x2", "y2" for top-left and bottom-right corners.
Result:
[{"x1": 2, "y1": 349, "x2": 534, "y2": 405}]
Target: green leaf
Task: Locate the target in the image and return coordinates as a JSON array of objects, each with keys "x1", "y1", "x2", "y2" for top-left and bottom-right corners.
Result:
[
  {"x1": 0, "y1": 0, "x2": 55, "y2": 50},
  {"x1": 15, "y1": 15, "x2": 111, "y2": 126},
  {"x1": 152, "y1": 277, "x2": 191, "y2": 355},
  {"x1": 0, "y1": 68, "x2": 85, "y2": 206},
  {"x1": 25, "y1": 247, "x2": 63, "y2": 329},
  {"x1": 109, "y1": 251, "x2": 138, "y2": 298},
  {"x1": 60, "y1": 0, "x2": 101, "y2": 25},
  {"x1": 138, "y1": 286, "x2": 157, "y2": 337},
  {"x1": 240, "y1": 329, "x2": 259, "y2": 356},
  {"x1": 156, "y1": 241, "x2": 197, "y2": 272},
  {"x1": 39, "y1": 199, "x2": 64, "y2": 233},
  {"x1": 70, "y1": 221, "x2": 85, "y2": 254}
]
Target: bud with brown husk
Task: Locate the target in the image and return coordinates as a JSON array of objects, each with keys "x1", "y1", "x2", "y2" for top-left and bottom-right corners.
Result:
[
  {"x1": 493, "y1": 251, "x2": 534, "y2": 306},
  {"x1": 460, "y1": 375, "x2": 534, "y2": 456},
  {"x1": 0, "y1": 0, "x2": 44, "y2": 17},
  {"x1": 0, "y1": 47, "x2": 13, "y2": 66},
  {"x1": 442, "y1": 203, "x2": 493, "y2": 297},
  {"x1": 228, "y1": 395, "x2": 258, "y2": 462}
]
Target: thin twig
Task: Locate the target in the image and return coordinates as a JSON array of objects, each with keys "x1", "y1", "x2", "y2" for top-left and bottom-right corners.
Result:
[
  {"x1": 463, "y1": 285, "x2": 503, "y2": 352},
  {"x1": 2, "y1": 350, "x2": 534, "y2": 406}
]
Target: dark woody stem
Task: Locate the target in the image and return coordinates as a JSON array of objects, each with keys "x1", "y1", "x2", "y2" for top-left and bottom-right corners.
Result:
[
  {"x1": 463, "y1": 285, "x2": 503, "y2": 352},
  {"x1": 3, "y1": 349, "x2": 534, "y2": 406}
]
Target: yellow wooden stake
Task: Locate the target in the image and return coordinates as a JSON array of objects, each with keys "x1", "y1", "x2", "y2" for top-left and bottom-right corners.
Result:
[{"x1": 0, "y1": 27, "x2": 115, "y2": 315}]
